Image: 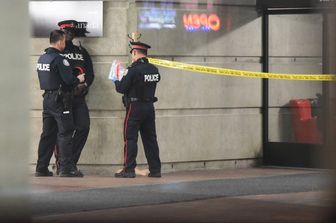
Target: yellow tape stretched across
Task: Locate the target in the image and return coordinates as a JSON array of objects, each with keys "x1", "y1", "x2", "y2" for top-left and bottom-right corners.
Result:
[{"x1": 148, "y1": 58, "x2": 336, "y2": 81}]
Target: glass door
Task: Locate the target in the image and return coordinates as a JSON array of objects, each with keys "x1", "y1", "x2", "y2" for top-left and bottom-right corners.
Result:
[{"x1": 265, "y1": 13, "x2": 324, "y2": 167}]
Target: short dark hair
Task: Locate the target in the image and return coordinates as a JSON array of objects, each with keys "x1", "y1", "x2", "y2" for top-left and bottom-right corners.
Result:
[
  {"x1": 133, "y1": 48, "x2": 147, "y2": 56},
  {"x1": 49, "y1": 30, "x2": 65, "y2": 44}
]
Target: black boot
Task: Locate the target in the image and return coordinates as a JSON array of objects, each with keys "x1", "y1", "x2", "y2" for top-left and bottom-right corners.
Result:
[
  {"x1": 35, "y1": 169, "x2": 53, "y2": 177},
  {"x1": 115, "y1": 169, "x2": 136, "y2": 178},
  {"x1": 60, "y1": 169, "x2": 83, "y2": 177},
  {"x1": 148, "y1": 172, "x2": 161, "y2": 178}
]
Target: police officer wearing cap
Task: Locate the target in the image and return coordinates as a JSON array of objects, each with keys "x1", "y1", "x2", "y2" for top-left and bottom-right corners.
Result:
[
  {"x1": 53, "y1": 20, "x2": 94, "y2": 173},
  {"x1": 35, "y1": 30, "x2": 85, "y2": 177},
  {"x1": 112, "y1": 39, "x2": 161, "y2": 178}
]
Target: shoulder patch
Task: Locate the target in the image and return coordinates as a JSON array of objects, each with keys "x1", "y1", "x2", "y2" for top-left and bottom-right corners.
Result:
[{"x1": 63, "y1": 59, "x2": 70, "y2": 66}]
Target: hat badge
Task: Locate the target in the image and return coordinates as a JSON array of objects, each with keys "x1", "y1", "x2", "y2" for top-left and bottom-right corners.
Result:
[{"x1": 127, "y1": 32, "x2": 142, "y2": 42}]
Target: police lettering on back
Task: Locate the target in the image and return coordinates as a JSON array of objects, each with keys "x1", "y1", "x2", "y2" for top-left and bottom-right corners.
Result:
[
  {"x1": 37, "y1": 63, "x2": 50, "y2": 71},
  {"x1": 60, "y1": 53, "x2": 84, "y2": 61},
  {"x1": 144, "y1": 73, "x2": 159, "y2": 82}
]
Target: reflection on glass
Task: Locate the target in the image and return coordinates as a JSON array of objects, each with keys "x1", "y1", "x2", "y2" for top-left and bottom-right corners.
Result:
[
  {"x1": 139, "y1": 2, "x2": 177, "y2": 29},
  {"x1": 183, "y1": 13, "x2": 221, "y2": 32}
]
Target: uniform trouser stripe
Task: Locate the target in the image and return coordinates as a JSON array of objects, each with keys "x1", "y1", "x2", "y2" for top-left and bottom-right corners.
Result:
[{"x1": 123, "y1": 104, "x2": 132, "y2": 167}]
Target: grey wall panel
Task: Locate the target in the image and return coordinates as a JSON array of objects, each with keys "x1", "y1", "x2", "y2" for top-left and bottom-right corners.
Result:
[
  {"x1": 85, "y1": 61, "x2": 125, "y2": 110},
  {"x1": 155, "y1": 110, "x2": 262, "y2": 163},
  {"x1": 155, "y1": 62, "x2": 262, "y2": 109},
  {"x1": 269, "y1": 14, "x2": 323, "y2": 57}
]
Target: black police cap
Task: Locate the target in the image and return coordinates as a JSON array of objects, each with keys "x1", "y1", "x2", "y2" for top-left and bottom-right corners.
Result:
[
  {"x1": 58, "y1": 20, "x2": 90, "y2": 37},
  {"x1": 129, "y1": 41, "x2": 151, "y2": 53},
  {"x1": 58, "y1": 20, "x2": 78, "y2": 29}
]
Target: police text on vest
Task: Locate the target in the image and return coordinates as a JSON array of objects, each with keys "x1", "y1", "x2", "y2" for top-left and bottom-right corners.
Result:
[
  {"x1": 61, "y1": 53, "x2": 84, "y2": 61},
  {"x1": 37, "y1": 63, "x2": 50, "y2": 71},
  {"x1": 144, "y1": 74, "x2": 159, "y2": 82}
]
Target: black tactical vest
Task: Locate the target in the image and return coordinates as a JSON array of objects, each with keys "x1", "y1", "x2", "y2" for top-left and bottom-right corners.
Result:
[{"x1": 37, "y1": 53, "x2": 60, "y2": 90}]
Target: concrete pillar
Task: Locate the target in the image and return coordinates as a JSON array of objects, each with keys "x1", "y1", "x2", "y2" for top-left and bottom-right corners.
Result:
[{"x1": 0, "y1": 0, "x2": 31, "y2": 222}]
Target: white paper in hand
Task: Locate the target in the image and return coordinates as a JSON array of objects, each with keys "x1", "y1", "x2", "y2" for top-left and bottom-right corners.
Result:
[
  {"x1": 108, "y1": 60, "x2": 117, "y2": 81},
  {"x1": 118, "y1": 64, "x2": 127, "y2": 81},
  {"x1": 108, "y1": 60, "x2": 128, "y2": 82}
]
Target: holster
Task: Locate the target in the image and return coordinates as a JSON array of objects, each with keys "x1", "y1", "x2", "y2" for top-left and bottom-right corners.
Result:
[
  {"x1": 122, "y1": 95, "x2": 130, "y2": 108},
  {"x1": 54, "y1": 87, "x2": 63, "y2": 103},
  {"x1": 53, "y1": 85, "x2": 73, "y2": 110}
]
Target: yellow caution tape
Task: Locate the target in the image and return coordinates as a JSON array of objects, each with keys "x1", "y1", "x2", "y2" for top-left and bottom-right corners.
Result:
[{"x1": 148, "y1": 58, "x2": 336, "y2": 81}]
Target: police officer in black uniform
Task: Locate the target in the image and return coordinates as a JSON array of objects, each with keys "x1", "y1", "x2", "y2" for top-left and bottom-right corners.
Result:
[
  {"x1": 53, "y1": 20, "x2": 94, "y2": 172},
  {"x1": 113, "y1": 40, "x2": 161, "y2": 178},
  {"x1": 35, "y1": 30, "x2": 85, "y2": 177}
]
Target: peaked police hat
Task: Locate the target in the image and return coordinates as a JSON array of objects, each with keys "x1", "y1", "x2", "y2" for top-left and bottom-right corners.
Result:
[
  {"x1": 58, "y1": 20, "x2": 78, "y2": 29},
  {"x1": 129, "y1": 41, "x2": 151, "y2": 53},
  {"x1": 58, "y1": 20, "x2": 90, "y2": 37}
]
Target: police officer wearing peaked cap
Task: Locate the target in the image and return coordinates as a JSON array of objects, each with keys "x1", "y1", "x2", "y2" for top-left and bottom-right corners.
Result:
[
  {"x1": 113, "y1": 39, "x2": 162, "y2": 178},
  {"x1": 51, "y1": 20, "x2": 94, "y2": 175},
  {"x1": 35, "y1": 30, "x2": 85, "y2": 177}
]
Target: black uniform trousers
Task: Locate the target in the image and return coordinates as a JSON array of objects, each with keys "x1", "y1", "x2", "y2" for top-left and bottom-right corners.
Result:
[
  {"x1": 123, "y1": 102, "x2": 161, "y2": 173},
  {"x1": 72, "y1": 96, "x2": 90, "y2": 164},
  {"x1": 53, "y1": 96, "x2": 90, "y2": 166},
  {"x1": 36, "y1": 92, "x2": 75, "y2": 172}
]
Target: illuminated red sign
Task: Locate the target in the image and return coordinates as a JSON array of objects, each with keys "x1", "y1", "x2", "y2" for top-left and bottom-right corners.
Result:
[{"x1": 183, "y1": 13, "x2": 220, "y2": 32}]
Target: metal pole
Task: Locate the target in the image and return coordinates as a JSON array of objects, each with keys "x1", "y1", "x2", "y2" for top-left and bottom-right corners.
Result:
[{"x1": 262, "y1": 10, "x2": 269, "y2": 165}]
